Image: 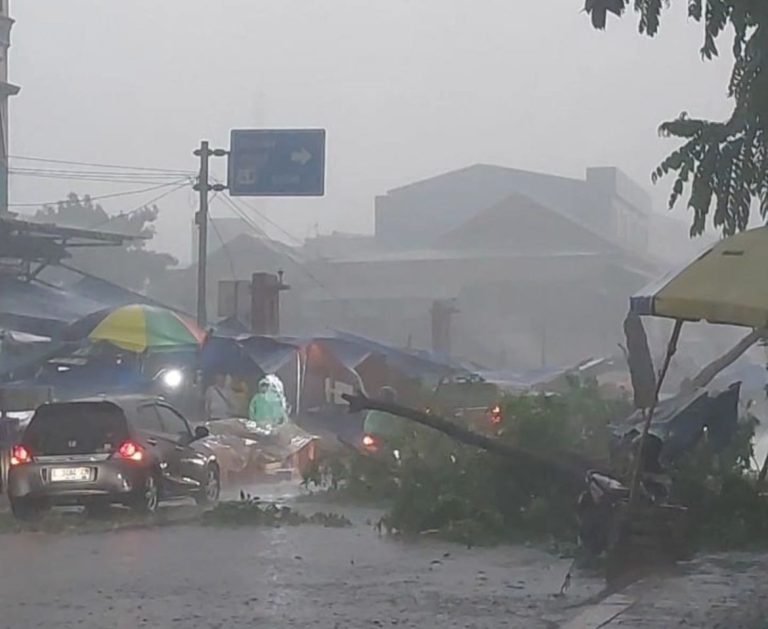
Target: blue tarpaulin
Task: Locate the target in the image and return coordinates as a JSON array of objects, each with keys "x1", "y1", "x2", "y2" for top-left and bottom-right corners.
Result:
[
  {"x1": 202, "y1": 335, "x2": 303, "y2": 377},
  {"x1": 313, "y1": 338, "x2": 373, "y2": 370},
  {"x1": 0, "y1": 278, "x2": 104, "y2": 337},
  {"x1": 330, "y1": 330, "x2": 462, "y2": 380},
  {"x1": 616, "y1": 383, "x2": 742, "y2": 461}
]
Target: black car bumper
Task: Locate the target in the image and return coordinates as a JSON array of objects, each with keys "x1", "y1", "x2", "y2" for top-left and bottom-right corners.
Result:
[{"x1": 8, "y1": 460, "x2": 148, "y2": 504}]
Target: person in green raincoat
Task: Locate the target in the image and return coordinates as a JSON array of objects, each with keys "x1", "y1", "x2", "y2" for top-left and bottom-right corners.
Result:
[{"x1": 248, "y1": 376, "x2": 288, "y2": 430}]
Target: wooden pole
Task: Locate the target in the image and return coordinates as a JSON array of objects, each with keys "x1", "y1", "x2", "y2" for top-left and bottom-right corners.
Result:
[{"x1": 628, "y1": 319, "x2": 683, "y2": 507}]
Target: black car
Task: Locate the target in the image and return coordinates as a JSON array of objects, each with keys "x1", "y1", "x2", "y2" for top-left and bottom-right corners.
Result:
[{"x1": 7, "y1": 395, "x2": 220, "y2": 519}]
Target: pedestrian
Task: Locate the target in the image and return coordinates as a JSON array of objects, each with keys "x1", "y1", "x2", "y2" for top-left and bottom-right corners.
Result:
[
  {"x1": 248, "y1": 376, "x2": 288, "y2": 430},
  {"x1": 205, "y1": 373, "x2": 234, "y2": 420},
  {"x1": 229, "y1": 375, "x2": 250, "y2": 418}
]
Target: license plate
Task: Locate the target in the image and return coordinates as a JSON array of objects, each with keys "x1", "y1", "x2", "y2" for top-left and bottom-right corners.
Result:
[{"x1": 50, "y1": 467, "x2": 91, "y2": 482}]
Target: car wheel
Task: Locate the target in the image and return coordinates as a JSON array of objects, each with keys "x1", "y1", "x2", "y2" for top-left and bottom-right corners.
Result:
[
  {"x1": 195, "y1": 465, "x2": 220, "y2": 507},
  {"x1": 131, "y1": 473, "x2": 160, "y2": 515},
  {"x1": 10, "y1": 498, "x2": 47, "y2": 522}
]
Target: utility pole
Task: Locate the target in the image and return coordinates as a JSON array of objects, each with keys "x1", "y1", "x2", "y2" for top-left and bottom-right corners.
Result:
[
  {"x1": 0, "y1": 1, "x2": 20, "y2": 216},
  {"x1": 193, "y1": 141, "x2": 228, "y2": 328},
  {"x1": 431, "y1": 299, "x2": 459, "y2": 356},
  {"x1": 194, "y1": 141, "x2": 211, "y2": 327}
]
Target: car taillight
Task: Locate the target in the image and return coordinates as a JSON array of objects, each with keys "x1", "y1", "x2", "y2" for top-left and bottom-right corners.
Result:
[
  {"x1": 10, "y1": 444, "x2": 32, "y2": 466},
  {"x1": 116, "y1": 440, "x2": 143, "y2": 462}
]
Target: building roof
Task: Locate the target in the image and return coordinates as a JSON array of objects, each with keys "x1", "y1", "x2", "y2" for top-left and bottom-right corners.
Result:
[
  {"x1": 435, "y1": 191, "x2": 619, "y2": 253},
  {"x1": 385, "y1": 163, "x2": 583, "y2": 196}
]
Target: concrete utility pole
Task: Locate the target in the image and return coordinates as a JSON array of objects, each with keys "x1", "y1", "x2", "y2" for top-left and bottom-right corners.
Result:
[
  {"x1": 0, "y1": 1, "x2": 20, "y2": 216},
  {"x1": 193, "y1": 141, "x2": 228, "y2": 327},
  {"x1": 431, "y1": 299, "x2": 459, "y2": 356},
  {"x1": 194, "y1": 141, "x2": 211, "y2": 327}
]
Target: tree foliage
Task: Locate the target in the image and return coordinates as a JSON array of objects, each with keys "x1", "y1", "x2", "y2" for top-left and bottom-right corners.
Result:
[
  {"x1": 306, "y1": 382, "x2": 627, "y2": 545},
  {"x1": 35, "y1": 193, "x2": 177, "y2": 291},
  {"x1": 584, "y1": 1, "x2": 768, "y2": 236}
]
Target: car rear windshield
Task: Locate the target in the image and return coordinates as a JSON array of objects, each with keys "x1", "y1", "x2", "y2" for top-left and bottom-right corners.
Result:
[{"x1": 23, "y1": 402, "x2": 129, "y2": 456}]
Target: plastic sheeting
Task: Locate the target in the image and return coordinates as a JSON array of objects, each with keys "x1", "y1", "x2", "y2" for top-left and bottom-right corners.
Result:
[
  {"x1": 615, "y1": 382, "x2": 742, "y2": 461},
  {"x1": 202, "y1": 335, "x2": 303, "y2": 378},
  {"x1": 330, "y1": 330, "x2": 462, "y2": 380}
]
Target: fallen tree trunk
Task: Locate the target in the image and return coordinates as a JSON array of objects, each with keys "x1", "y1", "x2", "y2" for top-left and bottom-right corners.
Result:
[{"x1": 343, "y1": 392, "x2": 603, "y2": 490}]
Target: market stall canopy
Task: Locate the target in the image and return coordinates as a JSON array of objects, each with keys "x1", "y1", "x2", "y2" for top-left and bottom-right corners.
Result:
[
  {"x1": 70, "y1": 304, "x2": 206, "y2": 353},
  {"x1": 331, "y1": 330, "x2": 467, "y2": 380},
  {"x1": 631, "y1": 226, "x2": 768, "y2": 328},
  {"x1": 0, "y1": 277, "x2": 104, "y2": 337}
]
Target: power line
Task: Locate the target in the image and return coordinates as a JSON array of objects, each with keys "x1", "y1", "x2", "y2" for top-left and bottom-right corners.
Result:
[
  {"x1": 9, "y1": 170, "x2": 187, "y2": 185},
  {"x1": 10, "y1": 166, "x2": 187, "y2": 178},
  {"x1": 213, "y1": 192, "x2": 266, "y2": 237},
  {"x1": 86, "y1": 180, "x2": 192, "y2": 231},
  {"x1": 208, "y1": 192, "x2": 237, "y2": 282},
  {"x1": 8, "y1": 178, "x2": 192, "y2": 208},
  {"x1": 9, "y1": 154, "x2": 194, "y2": 175},
  {"x1": 214, "y1": 192, "x2": 339, "y2": 299},
  {"x1": 210, "y1": 176, "x2": 304, "y2": 246}
]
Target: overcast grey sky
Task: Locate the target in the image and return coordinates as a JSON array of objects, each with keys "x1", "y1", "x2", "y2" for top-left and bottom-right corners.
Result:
[{"x1": 10, "y1": 0, "x2": 732, "y2": 262}]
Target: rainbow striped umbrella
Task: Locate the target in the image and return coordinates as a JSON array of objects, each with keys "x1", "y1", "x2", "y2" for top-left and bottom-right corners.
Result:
[{"x1": 86, "y1": 304, "x2": 206, "y2": 353}]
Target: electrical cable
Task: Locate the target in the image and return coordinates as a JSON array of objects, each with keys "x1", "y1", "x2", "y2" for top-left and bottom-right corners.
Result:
[
  {"x1": 8, "y1": 178, "x2": 192, "y2": 208},
  {"x1": 9, "y1": 154, "x2": 193, "y2": 175}
]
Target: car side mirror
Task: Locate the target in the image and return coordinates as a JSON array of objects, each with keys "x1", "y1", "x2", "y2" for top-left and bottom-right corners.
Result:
[{"x1": 193, "y1": 425, "x2": 210, "y2": 441}]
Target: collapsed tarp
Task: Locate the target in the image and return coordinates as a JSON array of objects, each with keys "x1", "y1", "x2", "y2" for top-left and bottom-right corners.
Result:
[
  {"x1": 615, "y1": 382, "x2": 741, "y2": 461},
  {"x1": 473, "y1": 358, "x2": 612, "y2": 392}
]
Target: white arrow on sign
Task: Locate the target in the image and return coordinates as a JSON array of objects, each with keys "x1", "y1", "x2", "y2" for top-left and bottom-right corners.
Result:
[{"x1": 290, "y1": 148, "x2": 312, "y2": 166}]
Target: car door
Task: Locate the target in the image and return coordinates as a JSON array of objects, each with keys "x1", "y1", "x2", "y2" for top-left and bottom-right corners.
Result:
[
  {"x1": 155, "y1": 404, "x2": 207, "y2": 493},
  {"x1": 134, "y1": 404, "x2": 179, "y2": 494}
]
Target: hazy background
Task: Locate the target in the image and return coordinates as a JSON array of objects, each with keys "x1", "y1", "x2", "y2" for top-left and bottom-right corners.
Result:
[{"x1": 10, "y1": 0, "x2": 732, "y2": 263}]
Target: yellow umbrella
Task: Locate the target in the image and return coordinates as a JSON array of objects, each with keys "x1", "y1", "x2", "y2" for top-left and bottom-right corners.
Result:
[{"x1": 631, "y1": 226, "x2": 768, "y2": 328}]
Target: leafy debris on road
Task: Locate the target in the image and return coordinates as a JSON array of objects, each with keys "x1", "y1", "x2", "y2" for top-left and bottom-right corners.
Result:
[{"x1": 202, "y1": 497, "x2": 352, "y2": 528}]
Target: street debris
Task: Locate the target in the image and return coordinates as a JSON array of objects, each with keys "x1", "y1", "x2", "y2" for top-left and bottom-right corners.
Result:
[{"x1": 202, "y1": 496, "x2": 352, "y2": 529}]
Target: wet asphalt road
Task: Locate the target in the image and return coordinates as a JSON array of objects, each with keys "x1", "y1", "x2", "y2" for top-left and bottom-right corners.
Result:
[
  {"x1": 0, "y1": 506, "x2": 598, "y2": 629},
  {"x1": 1, "y1": 484, "x2": 767, "y2": 629}
]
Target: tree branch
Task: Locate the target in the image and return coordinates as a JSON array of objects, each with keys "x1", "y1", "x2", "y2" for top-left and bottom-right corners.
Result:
[{"x1": 343, "y1": 393, "x2": 602, "y2": 489}]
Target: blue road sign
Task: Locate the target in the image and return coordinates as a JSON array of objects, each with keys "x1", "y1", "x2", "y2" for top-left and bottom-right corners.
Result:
[{"x1": 228, "y1": 129, "x2": 326, "y2": 197}]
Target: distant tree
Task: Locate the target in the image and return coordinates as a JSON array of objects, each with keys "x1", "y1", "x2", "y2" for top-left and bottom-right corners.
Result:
[
  {"x1": 35, "y1": 193, "x2": 177, "y2": 291},
  {"x1": 584, "y1": 1, "x2": 767, "y2": 236}
]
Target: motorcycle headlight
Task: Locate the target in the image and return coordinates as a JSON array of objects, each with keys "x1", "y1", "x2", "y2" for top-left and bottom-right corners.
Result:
[{"x1": 161, "y1": 369, "x2": 184, "y2": 389}]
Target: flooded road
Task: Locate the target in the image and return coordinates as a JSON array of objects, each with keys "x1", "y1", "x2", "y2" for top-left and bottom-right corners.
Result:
[
  {"x1": 0, "y1": 486, "x2": 766, "y2": 628},
  {"x1": 0, "y1": 500, "x2": 601, "y2": 628}
]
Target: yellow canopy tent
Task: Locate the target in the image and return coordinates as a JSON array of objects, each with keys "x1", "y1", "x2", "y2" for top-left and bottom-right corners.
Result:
[
  {"x1": 631, "y1": 225, "x2": 768, "y2": 328},
  {"x1": 627, "y1": 226, "x2": 768, "y2": 501}
]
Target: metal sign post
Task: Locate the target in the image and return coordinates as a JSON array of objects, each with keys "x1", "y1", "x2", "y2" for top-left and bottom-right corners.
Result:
[{"x1": 193, "y1": 128, "x2": 325, "y2": 329}]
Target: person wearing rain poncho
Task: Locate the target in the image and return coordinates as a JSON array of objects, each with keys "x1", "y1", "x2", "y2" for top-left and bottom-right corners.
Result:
[{"x1": 248, "y1": 375, "x2": 289, "y2": 431}]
